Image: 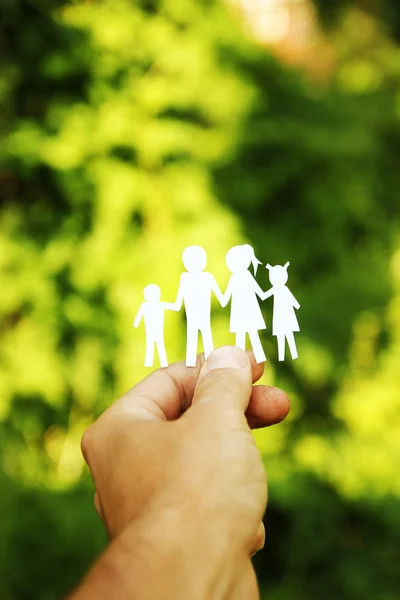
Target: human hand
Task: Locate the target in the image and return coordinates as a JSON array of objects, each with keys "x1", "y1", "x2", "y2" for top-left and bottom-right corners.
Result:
[{"x1": 78, "y1": 346, "x2": 290, "y2": 600}]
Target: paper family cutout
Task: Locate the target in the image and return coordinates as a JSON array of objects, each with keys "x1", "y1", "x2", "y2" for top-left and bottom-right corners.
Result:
[{"x1": 133, "y1": 245, "x2": 300, "y2": 368}]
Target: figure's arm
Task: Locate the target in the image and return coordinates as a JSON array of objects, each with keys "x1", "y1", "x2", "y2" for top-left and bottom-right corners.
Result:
[
  {"x1": 133, "y1": 304, "x2": 145, "y2": 328},
  {"x1": 253, "y1": 279, "x2": 268, "y2": 301},
  {"x1": 172, "y1": 278, "x2": 184, "y2": 311},
  {"x1": 163, "y1": 302, "x2": 180, "y2": 311},
  {"x1": 219, "y1": 280, "x2": 233, "y2": 308},
  {"x1": 210, "y1": 276, "x2": 225, "y2": 307},
  {"x1": 288, "y1": 289, "x2": 300, "y2": 310},
  {"x1": 261, "y1": 287, "x2": 274, "y2": 301}
]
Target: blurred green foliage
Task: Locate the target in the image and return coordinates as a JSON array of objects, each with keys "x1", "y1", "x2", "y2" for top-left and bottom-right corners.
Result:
[{"x1": 1, "y1": 0, "x2": 400, "y2": 598}]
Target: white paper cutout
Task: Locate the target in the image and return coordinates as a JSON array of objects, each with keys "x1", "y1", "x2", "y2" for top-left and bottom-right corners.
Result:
[
  {"x1": 133, "y1": 284, "x2": 177, "y2": 368},
  {"x1": 264, "y1": 262, "x2": 300, "y2": 361},
  {"x1": 173, "y1": 246, "x2": 224, "y2": 367},
  {"x1": 133, "y1": 247, "x2": 301, "y2": 368},
  {"x1": 221, "y1": 245, "x2": 266, "y2": 364}
]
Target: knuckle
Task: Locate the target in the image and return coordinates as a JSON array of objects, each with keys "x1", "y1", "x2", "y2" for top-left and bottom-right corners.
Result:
[
  {"x1": 251, "y1": 522, "x2": 266, "y2": 556},
  {"x1": 200, "y1": 369, "x2": 248, "y2": 397},
  {"x1": 94, "y1": 492, "x2": 103, "y2": 520},
  {"x1": 81, "y1": 426, "x2": 95, "y2": 463}
]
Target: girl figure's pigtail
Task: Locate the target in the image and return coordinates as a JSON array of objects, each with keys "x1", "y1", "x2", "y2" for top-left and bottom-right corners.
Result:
[{"x1": 243, "y1": 244, "x2": 262, "y2": 275}]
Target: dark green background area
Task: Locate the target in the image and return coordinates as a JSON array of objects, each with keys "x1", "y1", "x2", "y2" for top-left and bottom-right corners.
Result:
[{"x1": 1, "y1": 1, "x2": 400, "y2": 598}]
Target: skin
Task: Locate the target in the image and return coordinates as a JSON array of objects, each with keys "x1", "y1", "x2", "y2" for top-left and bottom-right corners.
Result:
[{"x1": 69, "y1": 346, "x2": 290, "y2": 600}]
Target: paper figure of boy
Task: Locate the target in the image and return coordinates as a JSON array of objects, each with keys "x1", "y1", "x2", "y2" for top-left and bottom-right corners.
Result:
[
  {"x1": 173, "y1": 246, "x2": 225, "y2": 367},
  {"x1": 264, "y1": 262, "x2": 300, "y2": 361},
  {"x1": 133, "y1": 284, "x2": 177, "y2": 368}
]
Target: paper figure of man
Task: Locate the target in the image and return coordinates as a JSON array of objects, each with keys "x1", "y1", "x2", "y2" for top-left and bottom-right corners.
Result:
[{"x1": 173, "y1": 246, "x2": 224, "y2": 367}]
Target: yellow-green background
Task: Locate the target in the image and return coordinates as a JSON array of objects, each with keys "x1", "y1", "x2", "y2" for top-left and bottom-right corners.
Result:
[{"x1": 1, "y1": 1, "x2": 399, "y2": 598}]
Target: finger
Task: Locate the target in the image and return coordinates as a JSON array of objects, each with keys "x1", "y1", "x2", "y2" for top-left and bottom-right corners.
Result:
[
  {"x1": 246, "y1": 385, "x2": 290, "y2": 429},
  {"x1": 94, "y1": 491, "x2": 104, "y2": 521},
  {"x1": 250, "y1": 522, "x2": 265, "y2": 557},
  {"x1": 107, "y1": 349, "x2": 264, "y2": 423},
  {"x1": 192, "y1": 346, "x2": 252, "y2": 414}
]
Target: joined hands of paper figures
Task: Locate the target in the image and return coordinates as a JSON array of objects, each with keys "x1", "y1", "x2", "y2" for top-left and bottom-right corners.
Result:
[{"x1": 133, "y1": 245, "x2": 300, "y2": 368}]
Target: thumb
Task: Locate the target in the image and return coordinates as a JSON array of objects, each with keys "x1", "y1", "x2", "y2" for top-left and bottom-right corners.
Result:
[{"x1": 191, "y1": 346, "x2": 253, "y2": 415}]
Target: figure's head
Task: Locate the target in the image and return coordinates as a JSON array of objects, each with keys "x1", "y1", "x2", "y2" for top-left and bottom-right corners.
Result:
[
  {"x1": 144, "y1": 284, "x2": 161, "y2": 302},
  {"x1": 226, "y1": 244, "x2": 262, "y2": 275},
  {"x1": 182, "y1": 245, "x2": 207, "y2": 272},
  {"x1": 266, "y1": 262, "x2": 289, "y2": 286}
]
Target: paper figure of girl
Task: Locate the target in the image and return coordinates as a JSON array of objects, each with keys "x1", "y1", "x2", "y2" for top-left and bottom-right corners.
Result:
[
  {"x1": 264, "y1": 262, "x2": 300, "y2": 362},
  {"x1": 133, "y1": 284, "x2": 177, "y2": 368},
  {"x1": 221, "y1": 244, "x2": 267, "y2": 364}
]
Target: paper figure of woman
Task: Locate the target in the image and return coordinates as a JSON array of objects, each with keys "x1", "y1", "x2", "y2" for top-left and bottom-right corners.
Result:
[{"x1": 221, "y1": 244, "x2": 267, "y2": 363}]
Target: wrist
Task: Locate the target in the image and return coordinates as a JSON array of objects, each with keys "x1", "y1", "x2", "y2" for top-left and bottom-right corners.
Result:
[
  {"x1": 70, "y1": 502, "x2": 248, "y2": 600},
  {"x1": 119, "y1": 503, "x2": 247, "y2": 600}
]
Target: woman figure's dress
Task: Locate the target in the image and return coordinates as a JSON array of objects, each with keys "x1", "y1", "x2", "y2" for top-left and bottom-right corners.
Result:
[{"x1": 228, "y1": 271, "x2": 266, "y2": 333}]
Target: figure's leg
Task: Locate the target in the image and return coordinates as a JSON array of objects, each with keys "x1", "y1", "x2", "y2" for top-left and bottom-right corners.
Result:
[
  {"x1": 156, "y1": 338, "x2": 168, "y2": 368},
  {"x1": 286, "y1": 332, "x2": 298, "y2": 360},
  {"x1": 145, "y1": 337, "x2": 155, "y2": 367},
  {"x1": 201, "y1": 325, "x2": 214, "y2": 359},
  {"x1": 235, "y1": 331, "x2": 246, "y2": 351},
  {"x1": 277, "y1": 335, "x2": 285, "y2": 362},
  {"x1": 248, "y1": 330, "x2": 266, "y2": 364},
  {"x1": 186, "y1": 324, "x2": 199, "y2": 367}
]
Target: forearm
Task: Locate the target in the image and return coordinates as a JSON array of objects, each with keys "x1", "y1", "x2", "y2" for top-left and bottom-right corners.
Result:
[{"x1": 68, "y1": 505, "x2": 247, "y2": 600}]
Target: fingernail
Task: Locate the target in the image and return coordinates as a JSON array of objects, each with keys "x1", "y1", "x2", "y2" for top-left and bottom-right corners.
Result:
[{"x1": 206, "y1": 346, "x2": 248, "y2": 370}]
